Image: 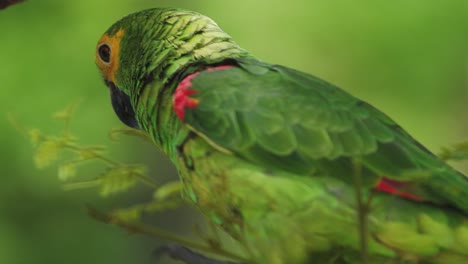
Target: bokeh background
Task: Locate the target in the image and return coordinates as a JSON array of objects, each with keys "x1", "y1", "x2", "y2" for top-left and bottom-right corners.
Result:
[{"x1": 1, "y1": 0, "x2": 467, "y2": 263}]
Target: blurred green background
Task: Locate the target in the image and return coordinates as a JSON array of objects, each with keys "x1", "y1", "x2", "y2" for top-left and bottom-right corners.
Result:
[{"x1": 1, "y1": 0, "x2": 467, "y2": 263}]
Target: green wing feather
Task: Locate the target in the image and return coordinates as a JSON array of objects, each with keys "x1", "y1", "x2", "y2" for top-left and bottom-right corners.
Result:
[{"x1": 183, "y1": 58, "x2": 468, "y2": 214}]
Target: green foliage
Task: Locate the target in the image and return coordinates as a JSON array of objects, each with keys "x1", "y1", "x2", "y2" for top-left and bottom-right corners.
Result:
[
  {"x1": 12, "y1": 102, "x2": 152, "y2": 197},
  {"x1": 12, "y1": 101, "x2": 468, "y2": 264},
  {"x1": 2, "y1": 1, "x2": 466, "y2": 263},
  {"x1": 439, "y1": 141, "x2": 468, "y2": 162},
  {"x1": 12, "y1": 102, "x2": 248, "y2": 263}
]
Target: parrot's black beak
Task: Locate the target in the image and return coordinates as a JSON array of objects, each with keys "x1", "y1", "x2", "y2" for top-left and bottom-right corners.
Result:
[{"x1": 105, "y1": 80, "x2": 140, "y2": 129}]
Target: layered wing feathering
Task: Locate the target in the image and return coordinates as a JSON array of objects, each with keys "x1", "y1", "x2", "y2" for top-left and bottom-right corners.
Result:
[{"x1": 179, "y1": 58, "x2": 468, "y2": 214}]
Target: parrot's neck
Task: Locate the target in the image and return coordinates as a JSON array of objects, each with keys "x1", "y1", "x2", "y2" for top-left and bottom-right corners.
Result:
[
  {"x1": 129, "y1": 14, "x2": 253, "y2": 157},
  {"x1": 135, "y1": 79, "x2": 188, "y2": 163},
  {"x1": 135, "y1": 44, "x2": 252, "y2": 162}
]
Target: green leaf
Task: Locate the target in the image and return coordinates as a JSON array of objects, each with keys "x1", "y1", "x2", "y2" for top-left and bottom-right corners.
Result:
[
  {"x1": 153, "y1": 181, "x2": 183, "y2": 201},
  {"x1": 52, "y1": 100, "x2": 80, "y2": 121},
  {"x1": 28, "y1": 128, "x2": 44, "y2": 145},
  {"x1": 112, "y1": 207, "x2": 142, "y2": 222},
  {"x1": 439, "y1": 141, "x2": 468, "y2": 161},
  {"x1": 98, "y1": 165, "x2": 143, "y2": 196},
  {"x1": 58, "y1": 162, "x2": 77, "y2": 181},
  {"x1": 78, "y1": 145, "x2": 107, "y2": 160},
  {"x1": 109, "y1": 128, "x2": 153, "y2": 143},
  {"x1": 34, "y1": 139, "x2": 63, "y2": 168}
]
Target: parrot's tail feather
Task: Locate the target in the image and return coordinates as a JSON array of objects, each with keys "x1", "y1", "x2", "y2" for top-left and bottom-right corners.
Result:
[{"x1": 375, "y1": 177, "x2": 424, "y2": 202}]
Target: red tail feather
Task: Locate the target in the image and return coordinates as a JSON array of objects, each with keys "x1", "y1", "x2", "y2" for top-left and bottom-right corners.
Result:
[{"x1": 375, "y1": 177, "x2": 424, "y2": 202}]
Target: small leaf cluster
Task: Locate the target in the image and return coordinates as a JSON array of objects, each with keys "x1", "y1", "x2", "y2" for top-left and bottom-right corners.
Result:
[
  {"x1": 439, "y1": 141, "x2": 468, "y2": 162},
  {"x1": 11, "y1": 102, "x2": 248, "y2": 263},
  {"x1": 14, "y1": 102, "x2": 154, "y2": 197}
]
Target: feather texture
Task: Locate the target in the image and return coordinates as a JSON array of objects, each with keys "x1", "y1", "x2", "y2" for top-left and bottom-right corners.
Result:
[{"x1": 96, "y1": 8, "x2": 468, "y2": 264}]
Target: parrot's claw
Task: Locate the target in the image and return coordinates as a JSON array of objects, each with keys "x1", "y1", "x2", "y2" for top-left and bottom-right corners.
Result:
[{"x1": 154, "y1": 244, "x2": 243, "y2": 264}]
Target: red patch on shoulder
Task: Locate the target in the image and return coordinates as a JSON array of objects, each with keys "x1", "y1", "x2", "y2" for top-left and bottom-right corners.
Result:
[
  {"x1": 173, "y1": 65, "x2": 233, "y2": 120},
  {"x1": 173, "y1": 72, "x2": 200, "y2": 120},
  {"x1": 375, "y1": 177, "x2": 424, "y2": 202}
]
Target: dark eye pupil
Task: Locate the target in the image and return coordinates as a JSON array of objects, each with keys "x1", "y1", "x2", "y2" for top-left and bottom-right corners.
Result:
[{"x1": 98, "y1": 44, "x2": 111, "y2": 63}]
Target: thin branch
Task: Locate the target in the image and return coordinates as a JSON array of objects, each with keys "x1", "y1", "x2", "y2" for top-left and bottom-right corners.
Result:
[
  {"x1": 157, "y1": 244, "x2": 244, "y2": 264},
  {"x1": 86, "y1": 206, "x2": 250, "y2": 263},
  {"x1": 351, "y1": 159, "x2": 368, "y2": 264}
]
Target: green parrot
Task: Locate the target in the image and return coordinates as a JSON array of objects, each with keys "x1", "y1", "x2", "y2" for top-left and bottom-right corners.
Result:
[{"x1": 95, "y1": 8, "x2": 468, "y2": 264}]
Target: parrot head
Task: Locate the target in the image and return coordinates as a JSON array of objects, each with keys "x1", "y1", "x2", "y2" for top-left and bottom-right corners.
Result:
[{"x1": 95, "y1": 8, "x2": 247, "y2": 129}]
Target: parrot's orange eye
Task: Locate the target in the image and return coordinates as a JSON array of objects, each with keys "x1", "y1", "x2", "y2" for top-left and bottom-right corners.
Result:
[{"x1": 98, "y1": 43, "x2": 111, "y2": 64}]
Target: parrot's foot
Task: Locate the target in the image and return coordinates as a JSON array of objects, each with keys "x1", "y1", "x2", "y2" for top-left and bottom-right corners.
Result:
[{"x1": 155, "y1": 244, "x2": 243, "y2": 264}]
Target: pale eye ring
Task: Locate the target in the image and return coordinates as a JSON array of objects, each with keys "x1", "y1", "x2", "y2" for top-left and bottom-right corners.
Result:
[{"x1": 98, "y1": 43, "x2": 111, "y2": 64}]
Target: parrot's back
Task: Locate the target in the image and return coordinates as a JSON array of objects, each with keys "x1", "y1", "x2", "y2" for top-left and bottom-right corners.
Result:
[{"x1": 170, "y1": 58, "x2": 468, "y2": 263}]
